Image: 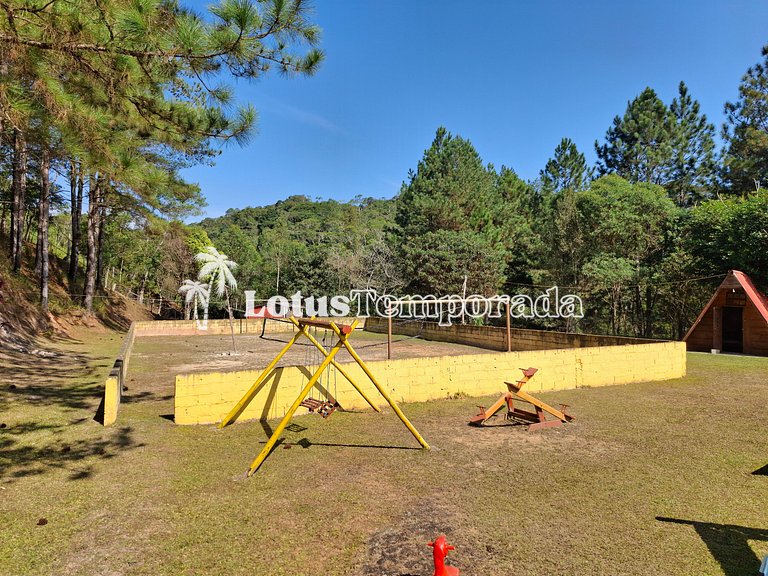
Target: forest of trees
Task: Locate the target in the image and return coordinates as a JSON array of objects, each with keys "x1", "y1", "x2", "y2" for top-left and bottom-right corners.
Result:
[
  {"x1": 192, "y1": 70, "x2": 768, "y2": 339},
  {"x1": 0, "y1": 0, "x2": 322, "y2": 315},
  {"x1": 2, "y1": 2, "x2": 768, "y2": 340}
]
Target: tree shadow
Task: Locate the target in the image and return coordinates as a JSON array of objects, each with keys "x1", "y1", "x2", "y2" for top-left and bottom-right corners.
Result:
[
  {"x1": 1, "y1": 336, "x2": 144, "y2": 482},
  {"x1": 656, "y1": 516, "x2": 768, "y2": 576},
  {"x1": 121, "y1": 391, "x2": 173, "y2": 404},
  {"x1": 0, "y1": 344, "x2": 109, "y2": 412},
  {"x1": 0, "y1": 422, "x2": 143, "y2": 483}
]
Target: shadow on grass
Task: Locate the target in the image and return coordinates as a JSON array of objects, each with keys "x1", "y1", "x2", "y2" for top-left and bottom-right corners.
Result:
[
  {"x1": 293, "y1": 437, "x2": 423, "y2": 451},
  {"x1": 753, "y1": 463, "x2": 768, "y2": 476},
  {"x1": 121, "y1": 391, "x2": 173, "y2": 404},
  {"x1": 0, "y1": 346, "x2": 109, "y2": 412},
  {"x1": 656, "y1": 516, "x2": 768, "y2": 576},
  {"x1": 0, "y1": 423, "x2": 144, "y2": 483},
  {"x1": 0, "y1": 336, "x2": 145, "y2": 483}
]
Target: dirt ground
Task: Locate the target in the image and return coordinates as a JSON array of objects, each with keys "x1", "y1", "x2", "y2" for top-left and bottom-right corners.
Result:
[{"x1": 128, "y1": 329, "x2": 494, "y2": 400}]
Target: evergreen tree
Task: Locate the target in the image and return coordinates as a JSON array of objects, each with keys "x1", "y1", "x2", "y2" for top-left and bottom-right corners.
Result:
[
  {"x1": 395, "y1": 127, "x2": 507, "y2": 295},
  {"x1": 668, "y1": 82, "x2": 717, "y2": 206},
  {"x1": 540, "y1": 138, "x2": 593, "y2": 195},
  {"x1": 494, "y1": 166, "x2": 542, "y2": 286},
  {"x1": 596, "y1": 84, "x2": 716, "y2": 206},
  {"x1": 1, "y1": 0, "x2": 324, "y2": 314},
  {"x1": 596, "y1": 88, "x2": 674, "y2": 184},
  {"x1": 396, "y1": 127, "x2": 498, "y2": 238},
  {"x1": 722, "y1": 44, "x2": 768, "y2": 195}
]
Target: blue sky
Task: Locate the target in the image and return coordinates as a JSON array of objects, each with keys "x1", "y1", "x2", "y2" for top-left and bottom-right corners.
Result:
[{"x1": 182, "y1": 0, "x2": 768, "y2": 218}]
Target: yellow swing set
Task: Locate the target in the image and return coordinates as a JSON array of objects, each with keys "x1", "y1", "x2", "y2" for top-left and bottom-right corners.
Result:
[{"x1": 218, "y1": 317, "x2": 430, "y2": 476}]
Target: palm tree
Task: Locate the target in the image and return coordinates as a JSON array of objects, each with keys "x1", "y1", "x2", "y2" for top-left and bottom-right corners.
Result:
[
  {"x1": 196, "y1": 246, "x2": 238, "y2": 351},
  {"x1": 178, "y1": 280, "x2": 210, "y2": 325}
]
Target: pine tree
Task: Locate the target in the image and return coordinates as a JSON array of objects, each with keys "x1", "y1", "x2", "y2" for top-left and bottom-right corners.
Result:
[
  {"x1": 396, "y1": 127, "x2": 498, "y2": 238},
  {"x1": 540, "y1": 138, "x2": 593, "y2": 195},
  {"x1": 722, "y1": 44, "x2": 768, "y2": 195},
  {"x1": 596, "y1": 85, "x2": 716, "y2": 206},
  {"x1": 395, "y1": 127, "x2": 507, "y2": 295},
  {"x1": 67, "y1": 160, "x2": 84, "y2": 287},
  {"x1": 596, "y1": 88, "x2": 674, "y2": 184},
  {"x1": 668, "y1": 82, "x2": 716, "y2": 206},
  {"x1": 1, "y1": 0, "x2": 324, "y2": 315}
]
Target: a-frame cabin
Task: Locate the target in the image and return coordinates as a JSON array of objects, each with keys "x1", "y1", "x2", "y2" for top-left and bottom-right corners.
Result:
[{"x1": 684, "y1": 270, "x2": 768, "y2": 356}]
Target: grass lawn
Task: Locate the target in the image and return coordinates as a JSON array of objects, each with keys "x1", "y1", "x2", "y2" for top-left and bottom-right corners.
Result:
[{"x1": 1, "y1": 330, "x2": 767, "y2": 576}]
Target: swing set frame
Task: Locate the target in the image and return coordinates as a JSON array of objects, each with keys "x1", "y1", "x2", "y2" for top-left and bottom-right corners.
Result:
[{"x1": 219, "y1": 316, "x2": 430, "y2": 476}]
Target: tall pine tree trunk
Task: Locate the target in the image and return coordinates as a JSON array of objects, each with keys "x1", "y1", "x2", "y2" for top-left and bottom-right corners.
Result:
[
  {"x1": 35, "y1": 191, "x2": 43, "y2": 276},
  {"x1": 0, "y1": 55, "x2": 6, "y2": 240},
  {"x1": 84, "y1": 175, "x2": 101, "y2": 314},
  {"x1": 96, "y1": 192, "x2": 107, "y2": 289},
  {"x1": 24, "y1": 210, "x2": 34, "y2": 243},
  {"x1": 0, "y1": 189, "x2": 7, "y2": 238},
  {"x1": 38, "y1": 147, "x2": 51, "y2": 314},
  {"x1": 68, "y1": 160, "x2": 83, "y2": 286},
  {"x1": 10, "y1": 128, "x2": 26, "y2": 272}
]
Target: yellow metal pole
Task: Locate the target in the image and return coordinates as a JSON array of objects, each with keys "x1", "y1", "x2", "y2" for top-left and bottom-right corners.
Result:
[
  {"x1": 218, "y1": 326, "x2": 307, "y2": 428},
  {"x1": 247, "y1": 335, "x2": 347, "y2": 475},
  {"x1": 330, "y1": 323, "x2": 430, "y2": 450},
  {"x1": 288, "y1": 318, "x2": 381, "y2": 413}
]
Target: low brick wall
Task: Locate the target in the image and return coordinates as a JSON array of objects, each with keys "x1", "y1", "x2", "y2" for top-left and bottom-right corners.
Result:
[
  {"x1": 101, "y1": 322, "x2": 136, "y2": 426},
  {"x1": 133, "y1": 317, "x2": 368, "y2": 337},
  {"x1": 365, "y1": 317, "x2": 660, "y2": 352},
  {"x1": 174, "y1": 340, "x2": 687, "y2": 425}
]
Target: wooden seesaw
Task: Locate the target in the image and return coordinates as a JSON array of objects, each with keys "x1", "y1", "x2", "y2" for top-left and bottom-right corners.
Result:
[{"x1": 469, "y1": 367, "x2": 574, "y2": 431}]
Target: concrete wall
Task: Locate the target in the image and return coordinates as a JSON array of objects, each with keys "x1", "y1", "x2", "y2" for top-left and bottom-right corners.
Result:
[
  {"x1": 102, "y1": 323, "x2": 136, "y2": 426},
  {"x1": 365, "y1": 317, "x2": 660, "y2": 352},
  {"x1": 133, "y1": 317, "x2": 367, "y2": 337},
  {"x1": 174, "y1": 340, "x2": 687, "y2": 425}
]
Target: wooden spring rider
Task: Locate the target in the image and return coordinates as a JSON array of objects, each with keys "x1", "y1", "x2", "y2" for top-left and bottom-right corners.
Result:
[
  {"x1": 469, "y1": 367, "x2": 573, "y2": 431},
  {"x1": 219, "y1": 317, "x2": 430, "y2": 475}
]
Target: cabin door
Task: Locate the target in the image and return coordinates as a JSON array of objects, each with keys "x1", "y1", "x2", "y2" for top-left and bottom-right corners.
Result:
[{"x1": 722, "y1": 306, "x2": 743, "y2": 353}]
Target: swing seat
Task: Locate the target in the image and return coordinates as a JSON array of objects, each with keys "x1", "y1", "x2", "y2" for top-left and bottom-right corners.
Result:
[{"x1": 300, "y1": 398, "x2": 339, "y2": 418}]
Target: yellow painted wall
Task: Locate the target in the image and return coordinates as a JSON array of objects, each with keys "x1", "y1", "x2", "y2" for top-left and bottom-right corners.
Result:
[
  {"x1": 100, "y1": 323, "x2": 136, "y2": 426},
  {"x1": 103, "y1": 375, "x2": 120, "y2": 426},
  {"x1": 174, "y1": 341, "x2": 687, "y2": 425}
]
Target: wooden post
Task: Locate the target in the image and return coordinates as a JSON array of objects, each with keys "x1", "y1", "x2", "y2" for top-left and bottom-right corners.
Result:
[
  {"x1": 712, "y1": 306, "x2": 722, "y2": 352},
  {"x1": 506, "y1": 301, "x2": 511, "y2": 352}
]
